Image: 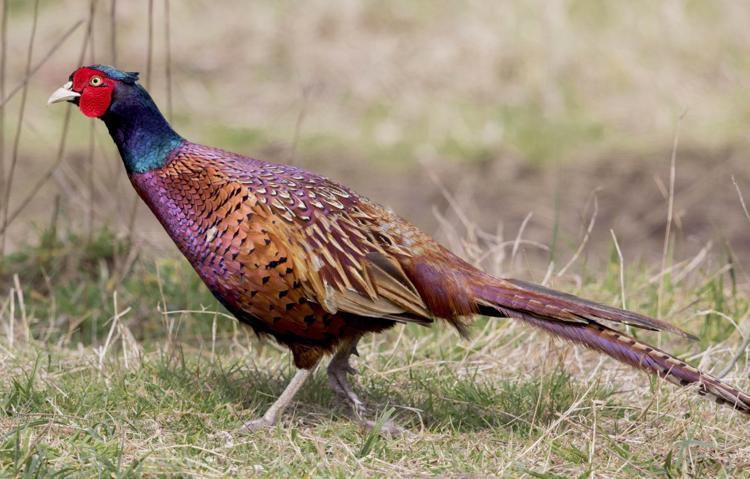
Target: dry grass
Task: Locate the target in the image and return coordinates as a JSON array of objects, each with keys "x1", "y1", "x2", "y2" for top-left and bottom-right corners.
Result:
[{"x1": 5, "y1": 329, "x2": 749, "y2": 477}]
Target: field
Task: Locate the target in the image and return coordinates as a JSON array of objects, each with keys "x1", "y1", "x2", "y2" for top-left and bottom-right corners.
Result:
[{"x1": 2, "y1": 1, "x2": 750, "y2": 477}]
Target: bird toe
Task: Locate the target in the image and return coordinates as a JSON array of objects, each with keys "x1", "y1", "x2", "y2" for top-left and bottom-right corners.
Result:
[
  {"x1": 239, "y1": 417, "x2": 275, "y2": 433},
  {"x1": 361, "y1": 418, "x2": 406, "y2": 437}
]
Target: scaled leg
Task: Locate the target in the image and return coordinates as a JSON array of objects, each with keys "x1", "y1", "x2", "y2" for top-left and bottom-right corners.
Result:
[
  {"x1": 241, "y1": 368, "x2": 311, "y2": 432},
  {"x1": 326, "y1": 337, "x2": 404, "y2": 435}
]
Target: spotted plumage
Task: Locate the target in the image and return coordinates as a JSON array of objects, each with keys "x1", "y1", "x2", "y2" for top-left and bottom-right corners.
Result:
[
  {"x1": 131, "y1": 142, "x2": 449, "y2": 367},
  {"x1": 49, "y1": 65, "x2": 750, "y2": 430}
]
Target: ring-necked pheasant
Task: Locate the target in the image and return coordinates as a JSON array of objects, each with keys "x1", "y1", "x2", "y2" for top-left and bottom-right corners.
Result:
[{"x1": 49, "y1": 65, "x2": 750, "y2": 431}]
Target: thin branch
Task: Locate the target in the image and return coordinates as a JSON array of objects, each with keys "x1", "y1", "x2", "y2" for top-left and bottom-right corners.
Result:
[
  {"x1": 610, "y1": 228, "x2": 626, "y2": 310},
  {"x1": 110, "y1": 0, "x2": 117, "y2": 64},
  {"x1": 125, "y1": 0, "x2": 156, "y2": 243},
  {"x1": 717, "y1": 176, "x2": 750, "y2": 378},
  {"x1": 557, "y1": 190, "x2": 599, "y2": 277},
  {"x1": 87, "y1": 0, "x2": 97, "y2": 241},
  {"x1": 97, "y1": 292, "x2": 132, "y2": 376},
  {"x1": 164, "y1": 0, "x2": 172, "y2": 120},
  {"x1": 288, "y1": 86, "x2": 312, "y2": 165},
  {"x1": 125, "y1": 193, "x2": 140, "y2": 243},
  {"x1": 0, "y1": 2, "x2": 95, "y2": 238},
  {"x1": 146, "y1": 0, "x2": 153, "y2": 89},
  {"x1": 718, "y1": 328, "x2": 750, "y2": 379},
  {"x1": 1, "y1": 0, "x2": 40, "y2": 256},
  {"x1": 657, "y1": 113, "x2": 684, "y2": 318},
  {"x1": 731, "y1": 176, "x2": 750, "y2": 226},
  {"x1": 510, "y1": 211, "x2": 533, "y2": 266},
  {"x1": 86, "y1": 123, "x2": 96, "y2": 241},
  {"x1": 0, "y1": 0, "x2": 7, "y2": 207},
  {"x1": 0, "y1": 20, "x2": 85, "y2": 109}
]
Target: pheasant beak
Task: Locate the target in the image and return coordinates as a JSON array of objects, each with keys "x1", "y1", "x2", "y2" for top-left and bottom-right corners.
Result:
[{"x1": 47, "y1": 81, "x2": 80, "y2": 105}]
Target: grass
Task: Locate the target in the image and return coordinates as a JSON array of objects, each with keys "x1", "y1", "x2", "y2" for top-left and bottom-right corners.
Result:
[{"x1": 1, "y1": 226, "x2": 750, "y2": 477}]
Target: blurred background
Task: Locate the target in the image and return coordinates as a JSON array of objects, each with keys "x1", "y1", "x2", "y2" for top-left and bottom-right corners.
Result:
[{"x1": 2, "y1": 0, "x2": 750, "y2": 279}]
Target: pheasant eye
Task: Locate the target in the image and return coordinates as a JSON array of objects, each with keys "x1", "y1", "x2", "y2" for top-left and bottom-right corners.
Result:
[{"x1": 89, "y1": 76, "x2": 103, "y2": 86}]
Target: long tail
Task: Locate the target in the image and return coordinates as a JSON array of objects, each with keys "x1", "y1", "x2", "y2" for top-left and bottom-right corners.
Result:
[{"x1": 473, "y1": 277, "x2": 750, "y2": 414}]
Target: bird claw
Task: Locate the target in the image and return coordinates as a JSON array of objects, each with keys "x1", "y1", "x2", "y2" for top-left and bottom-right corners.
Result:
[
  {"x1": 327, "y1": 368, "x2": 359, "y2": 401},
  {"x1": 326, "y1": 339, "x2": 405, "y2": 435},
  {"x1": 348, "y1": 395, "x2": 366, "y2": 418},
  {"x1": 239, "y1": 416, "x2": 275, "y2": 433},
  {"x1": 361, "y1": 418, "x2": 406, "y2": 437},
  {"x1": 328, "y1": 355, "x2": 366, "y2": 412}
]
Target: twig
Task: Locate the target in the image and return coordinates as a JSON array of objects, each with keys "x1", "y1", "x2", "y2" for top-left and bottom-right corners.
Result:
[
  {"x1": 288, "y1": 86, "x2": 312, "y2": 165},
  {"x1": 125, "y1": 0, "x2": 156, "y2": 246},
  {"x1": 695, "y1": 309, "x2": 741, "y2": 335},
  {"x1": 97, "y1": 292, "x2": 132, "y2": 376},
  {"x1": 86, "y1": 124, "x2": 96, "y2": 241},
  {"x1": 146, "y1": 0, "x2": 153, "y2": 89},
  {"x1": 110, "y1": 0, "x2": 117, "y2": 64},
  {"x1": 164, "y1": 0, "x2": 172, "y2": 120},
  {"x1": 7, "y1": 286, "x2": 13, "y2": 347},
  {"x1": 510, "y1": 211, "x2": 533, "y2": 266},
  {"x1": 541, "y1": 260, "x2": 554, "y2": 286},
  {"x1": 671, "y1": 241, "x2": 711, "y2": 285},
  {"x1": 12, "y1": 274, "x2": 28, "y2": 342},
  {"x1": 124, "y1": 194, "x2": 140, "y2": 249},
  {"x1": 0, "y1": 3, "x2": 95, "y2": 238},
  {"x1": 0, "y1": 20, "x2": 85, "y2": 109},
  {"x1": 717, "y1": 176, "x2": 750, "y2": 378},
  {"x1": 211, "y1": 313, "x2": 217, "y2": 362},
  {"x1": 731, "y1": 176, "x2": 750, "y2": 226},
  {"x1": 86, "y1": 4, "x2": 97, "y2": 242},
  {"x1": 610, "y1": 228, "x2": 627, "y2": 310},
  {"x1": 657, "y1": 113, "x2": 684, "y2": 318},
  {"x1": 0, "y1": 0, "x2": 7, "y2": 213},
  {"x1": 557, "y1": 190, "x2": 599, "y2": 277},
  {"x1": 1, "y1": 0, "x2": 40, "y2": 256},
  {"x1": 717, "y1": 330, "x2": 750, "y2": 379},
  {"x1": 426, "y1": 170, "x2": 472, "y2": 228}
]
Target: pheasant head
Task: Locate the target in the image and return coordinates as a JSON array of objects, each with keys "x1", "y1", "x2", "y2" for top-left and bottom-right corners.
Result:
[{"x1": 48, "y1": 65, "x2": 182, "y2": 174}]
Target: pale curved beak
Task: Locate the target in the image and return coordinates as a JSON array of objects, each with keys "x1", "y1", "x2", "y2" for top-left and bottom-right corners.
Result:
[{"x1": 47, "y1": 81, "x2": 80, "y2": 105}]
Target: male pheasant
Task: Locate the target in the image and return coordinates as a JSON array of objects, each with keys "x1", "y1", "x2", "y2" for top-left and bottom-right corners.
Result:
[{"x1": 49, "y1": 65, "x2": 750, "y2": 431}]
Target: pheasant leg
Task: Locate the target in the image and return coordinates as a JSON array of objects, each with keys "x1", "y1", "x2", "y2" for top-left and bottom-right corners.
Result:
[
  {"x1": 241, "y1": 368, "x2": 311, "y2": 432},
  {"x1": 327, "y1": 338, "x2": 404, "y2": 435},
  {"x1": 327, "y1": 338, "x2": 366, "y2": 416}
]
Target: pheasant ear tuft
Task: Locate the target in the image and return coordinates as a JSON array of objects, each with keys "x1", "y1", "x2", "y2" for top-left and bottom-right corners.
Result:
[
  {"x1": 87, "y1": 65, "x2": 140, "y2": 84},
  {"x1": 114, "y1": 70, "x2": 139, "y2": 84}
]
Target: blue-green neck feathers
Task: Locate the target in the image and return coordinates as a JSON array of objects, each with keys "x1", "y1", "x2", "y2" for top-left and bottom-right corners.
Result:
[{"x1": 96, "y1": 66, "x2": 183, "y2": 174}]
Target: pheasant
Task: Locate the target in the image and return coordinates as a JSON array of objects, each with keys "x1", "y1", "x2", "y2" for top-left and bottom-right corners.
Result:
[{"x1": 49, "y1": 65, "x2": 750, "y2": 431}]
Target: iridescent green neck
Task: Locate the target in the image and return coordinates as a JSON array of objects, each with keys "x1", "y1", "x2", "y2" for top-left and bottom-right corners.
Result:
[{"x1": 100, "y1": 82, "x2": 183, "y2": 174}]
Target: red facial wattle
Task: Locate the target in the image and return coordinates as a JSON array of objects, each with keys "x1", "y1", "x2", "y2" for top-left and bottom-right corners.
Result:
[{"x1": 71, "y1": 67, "x2": 116, "y2": 118}]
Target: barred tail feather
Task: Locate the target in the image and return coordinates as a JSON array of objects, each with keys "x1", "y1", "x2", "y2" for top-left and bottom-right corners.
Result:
[
  {"x1": 479, "y1": 278, "x2": 697, "y2": 339},
  {"x1": 474, "y1": 279, "x2": 750, "y2": 414}
]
